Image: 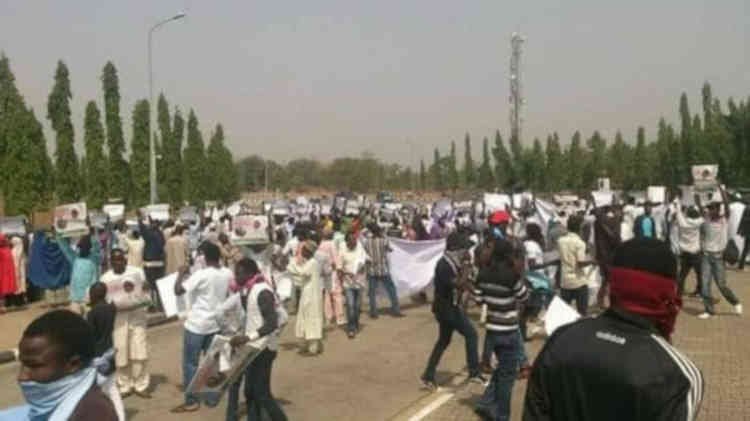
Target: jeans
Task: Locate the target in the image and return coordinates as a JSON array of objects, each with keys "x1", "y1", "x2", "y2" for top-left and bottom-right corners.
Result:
[
  {"x1": 701, "y1": 252, "x2": 740, "y2": 314},
  {"x1": 345, "y1": 288, "x2": 362, "y2": 333},
  {"x1": 423, "y1": 307, "x2": 480, "y2": 381},
  {"x1": 475, "y1": 331, "x2": 521, "y2": 421},
  {"x1": 226, "y1": 349, "x2": 287, "y2": 421},
  {"x1": 560, "y1": 286, "x2": 589, "y2": 316},
  {"x1": 481, "y1": 329, "x2": 528, "y2": 368},
  {"x1": 678, "y1": 252, "x2": 702, "y2": 295},
  {"x1": 183, "y1": 329, "x2": 216, "y2": 405},
  {"x1": 367, "y1": 275, "x2": 401, "y2": 317}
]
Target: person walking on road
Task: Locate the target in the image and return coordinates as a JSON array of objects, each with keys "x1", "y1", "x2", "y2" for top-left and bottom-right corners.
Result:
[
  {"x1": 421, "y1": 231, "x2": 486, "y2": 390},
  {"x1": 363, "y1": 225, "x2": 403, "y2": 319}
]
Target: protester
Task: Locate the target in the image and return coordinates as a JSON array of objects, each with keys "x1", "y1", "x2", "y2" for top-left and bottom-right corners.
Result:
[
  {"x1": 1, "y1": 309, "x2": 118, "y2": 420},
  {"x1": 316, "y1": 228, "x2": 344, "y2": 327},
  {"x1": 672, "y1": 200, "x2": 704, "y2": 296},
  {"x1": 57, "y1": 228, "x2": 101, "y2": 315},
  {"x1": 523, "y1": 238, "x2": 704, "y2": 420},
  {"x1": 165, "y1": 225, "x2": 190, "y2": 276},
  {"x1": 474, "y1": 237, "x2": 529, "y2": 421},
  {"x1": 338, "y1": 232, "x2": 368, "y2": 338},
  {"x1": 363, "y1": 225, "x2": 403, "y2": 319},
  {"x1": 0, "y1": 233, "x2": 16, "y2": 313},
  {"x1": 10, "y1": 234, "x2": 27, "y2": 306},
  {"x1": 171, "y1": 241, "x2": 232, "y2": 413},
  {"x1": 29, "y1": 230, "x2": 71, "y2": 308},
  {"x1": 219, "y1": 232, "x2": 243, "y2": 271},
  {"x1": 421, "y1": 231, "x2": 485, "y2": 390},
  {"x1": 520, "y1": 223, "x2": 552, "y2": 341},
  {"x1": 101, "y1": 248, "x2": 151, "y2": 398},
  {"x1": 557, "y1": 215, "x2": 596, "y2": 316},
  {"x1": 633, "y1": 202, "x2": 656, "y2": 239},
  {"x1": 696, "y1": 191, "x2": 743, "y2": 319},
  {"x1": 220, "y1": 258, "x2": 288, "y2": 421},
  {"x1": 738, "y1": 203, "x2": 750, "y2": 271},
  {"x1": 86, "y1": 282, "x2": 125, "y2": 421},
  {"x1": 592, "y1": 204, "x2": 622, "y2": 308},
  {"x1": 138, "y1": 212, "x2": 166, "y2": 312},
  {"x1": 126, "y1": 230, "x2": 145, "y2": 269},
  {"x1": 287, "y1": 240, "x2": 324, "y2": 355}
]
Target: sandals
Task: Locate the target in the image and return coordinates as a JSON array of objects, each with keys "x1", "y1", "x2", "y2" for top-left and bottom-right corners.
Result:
[{"x1": 170, "y1": 403, "x2": 200, "y2": 413}]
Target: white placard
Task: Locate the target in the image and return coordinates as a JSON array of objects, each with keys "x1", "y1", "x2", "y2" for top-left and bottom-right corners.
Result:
[
  {"x1": 483, "y1": 193, "x2": 512, "y2": 212},
  {"x1": 102, "y1": 204, "x2": 125, "y2": 222},
  {"x1": 145, "y1": 204, "x2": 170, "y2": 221},
  {"x1": 691, "y1": 164, "x2": 718, "y2": 184},
  {"x1": 544, "y1": 296, "x2": 581, "y2": 336},
  {"x1": 679, "y1": 185, "x2": 695, "y2": 207},
  {"x1": 54, "y1": 202, "x2": 88, "y2": 237},
  {"x1": 231, "y1": 214, "x2": 269, "y2": 245},
  {"x1": 647, "y1": 186, "x2": 666, "y2": 204},
  {"x1": 597, "y1": 178, "x2": 611, "y2": 192},
  {"x1": 592, "y1": 191, "x2": 614, "y2": 208},
  {"x1": 0, "y1": 216, "x2": 26, "y2": 235},
  {"x1": 156, "y1": 273, "x2": 188, "y2": 318}
]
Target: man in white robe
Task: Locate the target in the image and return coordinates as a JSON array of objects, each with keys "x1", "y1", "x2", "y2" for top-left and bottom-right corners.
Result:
[{"x1": 287, "y1": 241, "x2": 324, "y2": 355}]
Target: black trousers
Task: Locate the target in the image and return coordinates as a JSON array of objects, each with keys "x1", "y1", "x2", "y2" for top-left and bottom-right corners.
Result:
[
  {"x1": 739, "y1": 237, "x2": 749, "y2": 269},
  {"x1": 243, "y1": 349, "x2": 287, "y2": 421},
  {"x1": 678, "y1": 252, "x2": 702, "y2": 295},
  {"x1": 143, "y1": 265, "x2": 165, "y2": 311},
  {"x1": 423, "y1": 307, "x2": 479, "y2": 382}
]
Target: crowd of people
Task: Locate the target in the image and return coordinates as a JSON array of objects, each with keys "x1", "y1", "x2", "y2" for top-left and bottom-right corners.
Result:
[{"x1": 0, "y1": 185, "x2": 749, "y2": 420}]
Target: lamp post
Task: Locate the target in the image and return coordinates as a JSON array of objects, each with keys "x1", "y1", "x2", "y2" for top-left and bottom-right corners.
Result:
[{"x1": 149, "y1": 13, "x2": 185, "y2": 204}]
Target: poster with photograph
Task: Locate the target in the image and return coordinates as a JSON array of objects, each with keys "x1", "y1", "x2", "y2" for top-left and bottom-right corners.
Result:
[
  {"x1": 231, "y1": 214, "x2": 270, "y2": 245},
  {"x1": 692, "y1": 164, "x2": 719, "y2": 191},
  {"x1": 54, "y1": 203, "x2": 88, "y2": 237},
  {"x1": 102, "y1": 204, "x2": 125, "y2": 222},
  {"x1": 185, "y1": 335, "x2": 261, "y2": 407},
  {"x1": 0, "y1": 216, "x2": 26, "y2": 235}
]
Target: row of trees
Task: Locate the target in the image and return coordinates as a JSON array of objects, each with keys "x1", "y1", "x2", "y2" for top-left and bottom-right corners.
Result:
[
  {"x1": 424, "y1": 83, "x2": 750, "y2": 193},
  {"x1": 0, "y1": 54, "x2": 238, "y2": 216}
]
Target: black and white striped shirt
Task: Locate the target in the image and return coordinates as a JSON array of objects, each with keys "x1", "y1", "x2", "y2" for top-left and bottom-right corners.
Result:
[{"x1": 475, "y1": 261, "x2": 528, "y2": 332}]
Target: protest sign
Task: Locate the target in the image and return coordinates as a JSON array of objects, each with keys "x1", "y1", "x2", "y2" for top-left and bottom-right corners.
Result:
[
  {"x1": 692, "y1": 164, "x2": 718, "y2": 191},
  {"x1": 0, "y1": 216, "x2": 26, "y2": 235},
  {"x1": 145, "y1": 204, "x2": 170, "y2": 221},
  {"x1": 102, "y1": 204, "x2": 125, "y2": 222},
  {"x1": 156, "y1": 273, "x2": 188, "y2": 318},
  {"x1": 54, "y1": 203, "x2": 88, "y2": 237},
  {"x1": 647, "y1": 186, "x2": 666, "y2": 204},
  {"x1": 387, "y1": 237, "x2": 446, "y2": 297},
  {"x1": 88, "y1": 211, "x2": 108, "y2": 229},
  {"x1": 597, "y1": 178, "x2": 611, "y2": 192},
  {"x1": 483, "y1": 193, "x2": 512, "y2": 213},
  {"x1": 591, "y1": 191, "x2": 614, "y2": 208},
  {"x1": 178, "y1": 206, "x2": 199, "y2": 224},
  {"x1": 544, "y1": 296, "x2": 581, "y2": 336},
  {"x1": 231, "y1": 214, "x2": 270, "y2": 245},
  {"x1": 679, "y1": 185, "x2": 695, "y2": 207},
  {"x1": 186, "y1": 336, "x2": 261, "y2": 407}
]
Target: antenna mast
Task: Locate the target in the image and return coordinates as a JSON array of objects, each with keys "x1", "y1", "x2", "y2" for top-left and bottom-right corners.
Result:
[{"x1": 509, "y1": 32, "x2": 525, "y2": 145}]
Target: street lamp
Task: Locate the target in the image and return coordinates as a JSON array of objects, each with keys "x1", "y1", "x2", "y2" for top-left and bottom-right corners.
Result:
[{"x1": 149, "y1": 12, "x2": 186, "y2": 204}]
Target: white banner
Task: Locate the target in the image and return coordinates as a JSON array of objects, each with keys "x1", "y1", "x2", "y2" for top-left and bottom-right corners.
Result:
[
  {"x1": 387, "y1": 237, "x2": 446, "y2": 297},
  {"x1": 156, "y1": 273, "x2": 188, "y2": 318}
]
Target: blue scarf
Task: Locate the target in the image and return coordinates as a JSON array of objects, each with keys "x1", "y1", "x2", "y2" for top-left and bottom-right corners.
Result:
[{"x1": 18, "y1": 367, "x2": 97, "y2": 421}]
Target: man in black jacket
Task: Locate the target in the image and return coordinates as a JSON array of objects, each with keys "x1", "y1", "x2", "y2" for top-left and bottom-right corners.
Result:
[
  {"x1": 523, "y1": 238, "x2": 703, "y2": 421},
  {"x1": 421, "y1": 231, "x2": 485, "y2": 390}
]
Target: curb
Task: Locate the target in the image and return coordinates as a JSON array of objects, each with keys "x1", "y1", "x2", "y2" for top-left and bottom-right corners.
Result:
[{"x1": 0, "y1": 313, "x2": 177, "y2": 366}]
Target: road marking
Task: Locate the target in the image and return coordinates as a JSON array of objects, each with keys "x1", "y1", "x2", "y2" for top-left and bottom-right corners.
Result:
[{"x1": 408, "y1": 392, "x2": 455, "y2": 421}]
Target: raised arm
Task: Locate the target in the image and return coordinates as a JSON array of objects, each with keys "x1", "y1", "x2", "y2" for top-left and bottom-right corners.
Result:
[{"x1": 56, "y1": 232, "x2": 76, "y2": 264}]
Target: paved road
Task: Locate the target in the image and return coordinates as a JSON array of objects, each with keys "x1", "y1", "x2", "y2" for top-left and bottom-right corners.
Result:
[{"x1": 1, "y1": 270, "x2": 748, "y2": 420}]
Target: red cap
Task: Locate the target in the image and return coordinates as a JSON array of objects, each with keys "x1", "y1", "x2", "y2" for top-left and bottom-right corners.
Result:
[{"x1": 489, "y1": 210, "x2": 511, "y2": 224}]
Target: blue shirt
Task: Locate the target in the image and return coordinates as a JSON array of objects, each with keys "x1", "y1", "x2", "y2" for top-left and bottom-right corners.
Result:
[
  {"x1": 641, "y1": 217, "x2": 654, "y2": 238},
  {"x1": 58, "y1": 233, "x2": 101, "y2": 302}
]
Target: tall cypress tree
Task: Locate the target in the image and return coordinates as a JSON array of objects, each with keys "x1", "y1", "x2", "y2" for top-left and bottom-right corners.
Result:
[
  {"x1": 679, "y1": 92, "x2": 693, "y2": 177},
  {"x1": 183, "y1": 109, "x2": 207, "y2": 204},
  {"x1": 419, "y1": 159, "x2": 427, "y2": 190},
  {"x1": 463, "y1": 133, "x2": 476, "y2": 187},
  {"x1": 0, "y1": 54, "x2": 22, "y2": 196},
  {"x1": 477, "y1": 137, "x2": 494, "y2": 189},
  {"x1": 528, "y1": 138, "x2": 546, "y2": 191},
  {"x1": 170, "y1": 108, "x2": 185, "y2": 205},
  {"x1": 156, "y1": 94, "x2": 172, "y2": 203},
  {"x1": 47, "y1": 60, "x2": 79, "y2": 203},
  {"x1": 566, "y1": 131, "x2": 584, "y2": 191},
  {"x1": 431, "y1": 148, "x2": 443, "y2": 190},
  {"x1": 102, "y1": 61, "x2": 129, "y2": 202},
  {"x1": 448, "y1": 141, "x2": 459, "y2": 190},
  {"x1": 83, "y1": 101, "x2": 108, "y2": 208},
  {"x1": 608, "y1": 131, "x2": 631, "y2": 189},
  {"x1": 632, "y1": 127, "x2": 649, "y2": 188},
  {"x1": 545, "y1": 133, "x2": 564, "y2": 192},
  {"x1": 206, "y1": 123, "x2": 237, "y2": 202},
  {"x1": 492, "y1": 130, "x2": 512, "y2": 189},
  {"x1": 129, "y1": 100, "x2": 150, "y2": 206}
]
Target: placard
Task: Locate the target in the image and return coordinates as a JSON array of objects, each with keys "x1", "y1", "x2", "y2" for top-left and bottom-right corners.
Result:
[
  {"x1": 483, "y1": 193, "x2": 512, "y2": 212},
  {"x1": 597, "y1": 178, "x2": 611, "y2": 192},
  {"x1": 102, "y1": 204, "x2": 125, "y2": 222},
  {"x1": 186, "y1": 336, "x2": 261, "y2": 407},
  {"x1": 54, "y1": 203, "x2": 88, "y2": 237},
  {"x1": 692, "y1": 164, "x2": 718, "y2": 190},
  {"x1": 679, "y1": 185, "x2": 695, "y2": 207},
  {"x1": 156, "y1": 273, "x2": 188, "y2": 318},
  {"x1": 88, "y1": 211, "x2": 108, "y2": 229},
  {"x1": 591, "y1": 191, "x2": 614, "y2": 208},
  {"x1": 178, "y1": 206, "x2": 199, "y2": 224},
  {"x1": 0, "y1": 216, "x2": 26, "y2": 235},
  {"x1": 544, "y1": 296, "x2": 581, "y2": 336},
  {"x1": 231, "y1": 214, "x2": 270, "y2": 245},
  {"x1": 145, "y1": 204, "x2": 170, "y2": 222},
  {"x1": 647, "y1": 186, "x2": 666, "y2": 204}
]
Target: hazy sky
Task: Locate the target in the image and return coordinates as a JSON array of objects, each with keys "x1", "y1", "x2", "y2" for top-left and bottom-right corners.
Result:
[{"x1": 1, "y1": 0, "x2": 748, "y2": 168}]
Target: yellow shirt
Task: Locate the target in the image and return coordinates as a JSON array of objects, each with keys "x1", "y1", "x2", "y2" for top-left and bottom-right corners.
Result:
[{"x1": 557, "y1": 232, "x2": 589, "y2": 290}]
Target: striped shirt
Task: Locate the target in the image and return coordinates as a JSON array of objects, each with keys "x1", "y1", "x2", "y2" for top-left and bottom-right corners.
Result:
[
  {"x1": 475, "y1": 261, "x2": 528, "y2": 332},
  {"x1": 363, "y1": 236, "x2": 390, "y2": 277}
]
